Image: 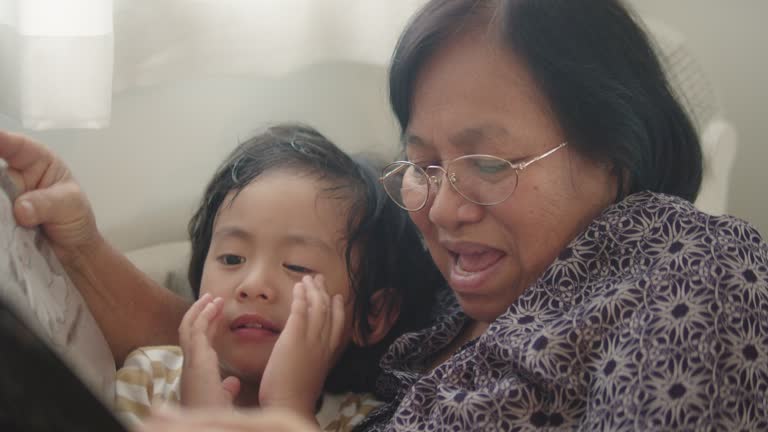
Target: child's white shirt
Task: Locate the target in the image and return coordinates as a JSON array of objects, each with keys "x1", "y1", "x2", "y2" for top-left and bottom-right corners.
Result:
[{"x1": 114, "y1": 346, "x2": 381, "y2": 431}]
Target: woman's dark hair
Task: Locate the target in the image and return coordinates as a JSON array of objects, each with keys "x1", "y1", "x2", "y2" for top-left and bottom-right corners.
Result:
[
  {"x1": 390, "y1": 0, "x2": 702, "y2": 202},
  {"x1": 187, "y1": 123, "x2": 442, "y2": 392}
]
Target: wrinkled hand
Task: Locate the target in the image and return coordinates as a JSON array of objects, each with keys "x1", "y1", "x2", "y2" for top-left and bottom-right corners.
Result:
[
  {"x1": 259, "y1": 275, "x2": 346, "y2": 420},
  {"x1": 179, "y1": 293, "x2": 241, "y2": 408},
  {"x1": 136, "y1": 406, "x2": 320, "y2": 432},
  {"x1": 0, "y1": 130, "x2": 99, "y2": 261}
]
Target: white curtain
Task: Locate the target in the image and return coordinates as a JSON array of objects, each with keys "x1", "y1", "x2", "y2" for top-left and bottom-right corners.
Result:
[
  {"x1": 0, "y1": 0, "x2": 423, "y2": 130},
  {"x1": 0, "y1": 0, "x2": 114, "y2": 129}
]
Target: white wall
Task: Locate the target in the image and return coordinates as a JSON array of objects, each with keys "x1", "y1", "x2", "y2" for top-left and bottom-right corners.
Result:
[
  {"x1": 628, "y1": 0, "x2": 768, "y2": 235},
  {"x1": 2, "y1": 1, "x2": 766, "y2": 250},
  {"x1": 0, "y1": 63, "x2": 399, "y2": 251}
]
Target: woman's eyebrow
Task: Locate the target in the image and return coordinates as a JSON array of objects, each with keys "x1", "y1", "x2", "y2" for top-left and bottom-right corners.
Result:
[
  {"x1": 403, "y1": 133, "x2": 427, "y2": 148},
  {"x1": 449, "y1": 124, "x2": 509, "y2": 146},
  {"x1": 405, "y1": 123, "x2": 511, "y2": 153}
]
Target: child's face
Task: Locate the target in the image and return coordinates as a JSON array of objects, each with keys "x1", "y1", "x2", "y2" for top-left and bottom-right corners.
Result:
[{"x1": 199, "y1": 169, "x2": 356, "y2": 383}]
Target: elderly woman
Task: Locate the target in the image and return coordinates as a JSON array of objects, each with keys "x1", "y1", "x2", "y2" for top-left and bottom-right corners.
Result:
[{"x1": 1, "y1": 0, "x2": 767, "y2": 430}]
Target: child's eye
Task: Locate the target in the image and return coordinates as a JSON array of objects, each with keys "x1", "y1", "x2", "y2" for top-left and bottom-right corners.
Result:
[
  {"x1": 283, "y1": 264, "x2": 314, "y2": 274},
  {"x1": 217, "y1": 254, "x2": 245, "y2": 266}
]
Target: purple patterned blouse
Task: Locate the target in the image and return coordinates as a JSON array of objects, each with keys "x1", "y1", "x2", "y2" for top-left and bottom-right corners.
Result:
[{"x1": 360, "y1": 192, "x2": 768, "y2": 431}]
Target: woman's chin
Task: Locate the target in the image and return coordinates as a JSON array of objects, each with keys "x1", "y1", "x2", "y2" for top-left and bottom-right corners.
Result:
[
  {"x1": 444, "y1": 257, "x2": 519, "y2": 322},
  {"x1": 454, "y1": 294, "x2": 509, "y2": 325}
]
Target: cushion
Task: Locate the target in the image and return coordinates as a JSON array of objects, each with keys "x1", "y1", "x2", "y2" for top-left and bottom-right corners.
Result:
[{"x1": 124, "y1": 240, "x2": 194, "y2": 300}]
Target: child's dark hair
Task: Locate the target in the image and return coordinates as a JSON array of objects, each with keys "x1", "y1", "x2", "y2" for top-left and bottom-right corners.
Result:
[{"x1": 187, "y1": 123, "x2": 443, "y2": 392}]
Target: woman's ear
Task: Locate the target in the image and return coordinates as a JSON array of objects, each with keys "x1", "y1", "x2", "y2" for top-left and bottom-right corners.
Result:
[{"x1": 352, "y1": 289, "x2": 400, "y2": 346}]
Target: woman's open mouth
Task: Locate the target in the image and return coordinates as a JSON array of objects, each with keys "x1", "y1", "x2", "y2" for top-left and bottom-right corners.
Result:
[{"x1": 443, "y1": 242, "x2": 505, "y2": 294}]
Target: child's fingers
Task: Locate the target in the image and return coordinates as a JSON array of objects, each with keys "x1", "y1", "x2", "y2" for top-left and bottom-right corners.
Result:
[
  {"x1": 329, "y1": 294, "x2": 346, "y2": 353},
  {"x1": 179, "y1": 293, "x2": 212, "y2": 342},
  {"x1": 283, "y1": 283, "x2": 309, "y2": 337},
  {"x1": 192, "y1": 298, "x2": 219, "y2": 334},
  {"x1": 304, "y1": 275, "x2": 329, "y2": 341},
  {"x1": 201, "y1": 297, "x2": 224, "y2": 340},
  {"x1": 139, "y1": 408, "x2": 316, "y2": 432},
  {"x1": 181, "y1": 294, "x2": 211, "y2": 331},
  {"x1": 209, "y1": 299, "x2": 225, "y2": 340},
  {"x1": 182, "y1": 296, "x2": 222, "y2": 360},
  {"x1": 220, "y1": 376, "x2": 241, "y2": 403},
  {"x1": 314, "y1": 274, "x2": 331, "y2": 317},
  {"x1": 316, "y1": 275, "x2": 333, "y2": 342}
]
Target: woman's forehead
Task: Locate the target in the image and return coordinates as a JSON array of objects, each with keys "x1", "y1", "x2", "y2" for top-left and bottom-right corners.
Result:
[
  {"x1": 413, "y1": 30, "x2": 534, "y2": 93},
  {"x1": 406, "y1": 35, "x2": 563, "y2": 155},
  {"x1": 404, "y1": 114, "x2": 562, "y2": 158}
]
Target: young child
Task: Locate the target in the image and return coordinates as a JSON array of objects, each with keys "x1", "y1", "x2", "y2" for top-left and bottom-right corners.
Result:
[{"x1": 113, "y1": 124, "x2": 442, "y2": 430}]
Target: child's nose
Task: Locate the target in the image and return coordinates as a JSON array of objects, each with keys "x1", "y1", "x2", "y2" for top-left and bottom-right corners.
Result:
[
  {"x1": 235, "y1": 269, "x2": 278, "y2": 303},
  {"x1": 235, "y1": 283, "x2": 277, "y2": 302}
]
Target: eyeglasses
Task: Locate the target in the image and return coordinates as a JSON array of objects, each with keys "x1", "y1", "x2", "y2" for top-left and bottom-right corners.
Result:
[{"x1": 381, "y1": 142, "x2": 567, "y2": 211}]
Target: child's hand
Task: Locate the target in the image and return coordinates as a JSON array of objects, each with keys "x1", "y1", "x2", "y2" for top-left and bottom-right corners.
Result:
[
  {"x1": 138, "y1": 406, "x2": 320, "y2": 432},
  {"x1": 179, "y1": 293, "x2": 241, "y2": 408},
  {"x1": 259, "y1": 275, "x2": 346, "y2": 420}
]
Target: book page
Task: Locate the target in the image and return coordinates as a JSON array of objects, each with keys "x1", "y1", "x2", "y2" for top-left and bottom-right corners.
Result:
[{"x1": 0, "y1": 163, "x2": 116, "y2": 402}]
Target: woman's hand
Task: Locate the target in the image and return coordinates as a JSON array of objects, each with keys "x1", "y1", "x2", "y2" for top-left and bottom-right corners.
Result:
[
  {"x1": 0, "y1": 130, "x2": 189, "y2": 363},
  {"x1": 179, "y1": 294, "x2": 241, "y2": 408},
  {"x1": 137, "y1": 406, "x2": 320, "y2": 432},
  {"x1": 0, "y1": 130, "x2": 100, "y2": 262},
  {"x1": 259, "y1": 275, "x2": 346, "y2": 421}
]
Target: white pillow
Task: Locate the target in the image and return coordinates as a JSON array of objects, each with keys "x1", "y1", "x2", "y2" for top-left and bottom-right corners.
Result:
[{"x1": 125, "y1": 240, "x2": 194, "y2": 300}]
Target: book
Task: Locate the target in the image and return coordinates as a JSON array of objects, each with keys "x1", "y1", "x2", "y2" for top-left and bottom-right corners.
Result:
[
  {"x1": 0, "y1": 165, "x2": 126, "y2": 431},
  {"x1": 0, "y1": 296, "x2": 127, "y2": 431}
]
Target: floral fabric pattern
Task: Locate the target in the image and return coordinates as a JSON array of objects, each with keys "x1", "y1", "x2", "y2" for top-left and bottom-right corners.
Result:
[{"x1": 361, "y1": 192, "x2": 768, "y2": 431}]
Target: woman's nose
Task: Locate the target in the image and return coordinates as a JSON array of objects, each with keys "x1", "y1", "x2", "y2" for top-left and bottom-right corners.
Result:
[{"x1": 428, "y1": 175, "x2": 483, "y2": 230}]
